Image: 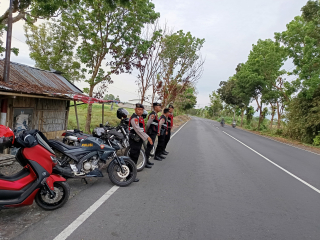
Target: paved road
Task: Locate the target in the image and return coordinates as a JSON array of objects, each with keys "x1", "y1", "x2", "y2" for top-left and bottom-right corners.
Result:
[{"x1": 13, "y1": 117, "x2": 320, "y2": 240}]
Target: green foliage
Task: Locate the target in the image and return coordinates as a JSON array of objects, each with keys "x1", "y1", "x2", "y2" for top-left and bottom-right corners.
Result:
[
  {"x1": 61, "y1": 0, "x2": 159, "y2": 131},
  {"x1": 275, "y1": 1, "x2": 320, "y2": 99},
  {"x1": 313, "y1": 135, "x2": 320, "y2": 146},
  {"x1": 159, "y1": 30, "x2": 205, "y2": 105},
  {"x1": 24, "y1": 21, "x2": 84, "y2": 83},
  {"x1": 245, "y1": 106, "x2": 255, "y2": 124},
  {"x1": 284, "y1": 87, "x2": 320, "y2": 143},
  {"x1": 175, "y1": 86, "x2": 197, "y2": 112},
  {"x1": 104, "y1": 94, "x2": 115, "y2": 101},
  {"x1": 209, "y1": 91, "x2": 223, "y2": 117}
]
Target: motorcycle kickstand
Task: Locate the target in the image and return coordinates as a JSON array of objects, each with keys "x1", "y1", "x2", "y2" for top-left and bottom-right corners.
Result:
[{"x1": 82, "y1": 178, "x2": 88, "y2": 184}]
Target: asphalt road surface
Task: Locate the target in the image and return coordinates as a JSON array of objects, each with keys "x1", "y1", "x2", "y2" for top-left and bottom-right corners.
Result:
[{"x1": 13, "y1": 117, "x2": 320, "y2": 240}]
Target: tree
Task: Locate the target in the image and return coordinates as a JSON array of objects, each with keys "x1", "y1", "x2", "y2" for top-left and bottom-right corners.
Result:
[
  {"x1": 0, "y1": 0, "x2": 81, "y2": 55},
  {"x1": 158, "y1": 30, "x2": 205, "y2": 106},
  {"x1": 175, "y1": 86, "x2": 197, "y2": 112},
  {"x1": 104, "y1": 94, "x2": 115, "y2": 101},
  {"x1": 245, "y1": 106, "x2": 255, "y2": 125},
  {"x1": 275, "y1": 0, "x2": 320, "y2": 99},
  {"x1": 209, "y1": 91, "x2": 223, "y2": 117},
  {"x1": 217, "y1": 76, "x2": 248, "y2": 123},
  {"x1": 24, "y1": 21, "x2": 84, "y2": 83},
  {"x1": 135, "y1": 20, "x2": 164, "y2": 104},
  {"x1": 236, "y1": 39, "x2": 286, "y2": 130},
  {"x1": 62, "y1": 0, "x2": 159, "y2": 132}
]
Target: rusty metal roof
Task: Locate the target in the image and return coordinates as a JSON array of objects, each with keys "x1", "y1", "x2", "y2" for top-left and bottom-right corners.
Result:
[{"x1": 0, "y1": 60, "x2": 82, "y2": 97}]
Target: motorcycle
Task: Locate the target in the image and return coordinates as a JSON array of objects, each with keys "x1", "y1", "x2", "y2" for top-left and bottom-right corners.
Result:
[
  {"x1": 0, "y1": 127, "x2": 70, "y2": 210},
  {"x1": 232, "y1": 122, "x2": 236, "y2": 128},
  {"x1": 62, "y1": 129, "x2": 91, "y2": 146},
  {"x1": 48, "y1": 136, "x2": 137, "y2": 187},
  {"x1": 93, "y1": 120, "x2": 147, "y2": 172}
]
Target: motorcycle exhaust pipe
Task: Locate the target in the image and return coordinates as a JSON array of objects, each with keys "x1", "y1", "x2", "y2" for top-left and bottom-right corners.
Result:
[{"x1": 52, "y1": 165, "x2": 74, "y2": 178}]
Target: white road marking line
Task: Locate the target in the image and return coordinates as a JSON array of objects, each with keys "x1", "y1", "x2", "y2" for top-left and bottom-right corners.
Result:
[
  {"x1": 53, "y1": 186, "x2": 119, "y2": 240},
  {"x1": 171, "y1": 120, "x2": 189, "y2": 139},
  {"x1": 54, "y1": 119, "x2": 189, "y2": 240},
  {"x1": 223, "y1": 131, "x2": 320, "y2": 194}
]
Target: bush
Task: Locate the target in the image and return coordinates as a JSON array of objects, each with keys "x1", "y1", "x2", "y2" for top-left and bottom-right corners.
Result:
[
  {"x1": 313, "y1": 135, "x2": 320, "y2": 146},
  {"x1": 275, "y1": 129, "x2": 283, "y2": 135}
]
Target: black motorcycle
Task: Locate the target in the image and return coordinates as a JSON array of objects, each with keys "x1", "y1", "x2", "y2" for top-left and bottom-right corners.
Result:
[
  {"x1": 93, "y1": 120, "x2": 147, "y2": 172},
  {"x1": 49, "y1": 136, "x2": 137, "y2": 187}
]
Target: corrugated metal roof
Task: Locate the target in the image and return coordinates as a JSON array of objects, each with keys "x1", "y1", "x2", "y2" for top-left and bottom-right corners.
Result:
[{"x1": 0, "y1": 60, "x2": 82, "y2": 97}]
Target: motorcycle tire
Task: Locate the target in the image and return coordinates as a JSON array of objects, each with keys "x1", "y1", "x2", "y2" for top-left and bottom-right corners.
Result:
[
  {"x1": 108, "y1": 158, "x2": 137, "y2": 187},
  {"x1": 124, "y1": 147, "x2": 146, "y2": 172},
  {"x1": 35, "y1": 181, "x2": 70, "y2": 211}
]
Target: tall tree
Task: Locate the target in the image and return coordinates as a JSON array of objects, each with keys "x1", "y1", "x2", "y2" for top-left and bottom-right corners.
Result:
[
  {"x1": 209, "y1": 91, "x2": 223, "y2": 117},
  {"x1": 158, "y1": 30, "x2": 205, "y2": 106},
  {"x1": 24, "y1": 21, "x2": 84, "y2": 83},
  {"x1": 62, "y1": 0, "x2": 159, "y2": 132},
  {"x1": 275, "y1": 0, "x2": 320, "y2": 99},
  {"x1": 135, "y1": 20, "x2": 164, "y2": 104},
  {"x1": 236, "y1": 39, "x2": 286, "y2": 130}
]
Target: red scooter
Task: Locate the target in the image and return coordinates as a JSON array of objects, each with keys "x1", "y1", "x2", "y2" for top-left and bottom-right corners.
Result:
[{"x1": 0, "y1": 126, "x2": 70, "y2": 210}]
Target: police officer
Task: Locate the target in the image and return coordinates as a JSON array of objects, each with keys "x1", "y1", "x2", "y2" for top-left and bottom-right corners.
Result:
[
  {"x1": 145, "y1": 103, "x2": 162, "y2": 163},
  {"x1": 154, "y1": 108, "x2": 170, "y2": 161},
  {"x1": 128, "y1": 104, "x2": 153, "y2": 181},
  {"x1": 163, "y1": 105, "x2": 174, "y2": 155}
]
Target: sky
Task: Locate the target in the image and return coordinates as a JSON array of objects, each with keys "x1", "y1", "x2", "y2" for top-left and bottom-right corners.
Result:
[{"x1": 0, "y1": 0, "x2": 308, "y2": 108}]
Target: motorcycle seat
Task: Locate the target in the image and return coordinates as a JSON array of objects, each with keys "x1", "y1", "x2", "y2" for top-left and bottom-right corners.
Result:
[{"x1": 0, "y1": 168, "x2": 29, "y2": 181}]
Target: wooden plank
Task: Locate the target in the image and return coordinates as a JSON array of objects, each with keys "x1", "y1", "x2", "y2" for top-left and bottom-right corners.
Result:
[
  {"x1": 74, "y1": 100, "x2": 79, "y2": 129},
  {"x1": 102, "y1": 103, "x2": 104, "y2": 125}
]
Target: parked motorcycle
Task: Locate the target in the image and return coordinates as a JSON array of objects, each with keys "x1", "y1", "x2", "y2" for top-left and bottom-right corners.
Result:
[
  {"x1": 48, "y1": 136, "x2": 137, "y2": 187},
  {"x1": 93, "y1": 120, "x2": 147, "y2": 172},
  {"x1": 62, "y1": 129, "x2": 91, "y2": 146},
  {"x1": 0, "y1": 126, "x2": 70, "y2": 210},
  {"x1": 232, "y1": 122, "x2": 236, "y2": 128}
]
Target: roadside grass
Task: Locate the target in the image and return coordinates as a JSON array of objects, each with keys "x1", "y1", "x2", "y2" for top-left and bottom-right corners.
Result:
[
  {"x1": 201, "y1": 115, "x2": 320, "y2": 153},
  {"x1": 68, "y1": 104, "x2": 135, "y2": 132},
  {"x1": 68, "y1": 104, "x2": 189, "y2": 133}
]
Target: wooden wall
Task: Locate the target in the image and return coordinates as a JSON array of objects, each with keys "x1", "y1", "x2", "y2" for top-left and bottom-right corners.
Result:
[{"x1": 8, "y1": 97, "x2": 69, "y2": 139}]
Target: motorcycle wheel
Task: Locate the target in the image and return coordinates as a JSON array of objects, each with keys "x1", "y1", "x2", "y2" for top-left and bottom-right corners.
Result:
[
  {"x1": 124, "y1": 147, "x2": 146, "y2": 172},
  {"x1": 35, "y1": 181, "x2": 70, "y2": 210},
  {"x1": 108, "y1": 158, "x2": 137, "y2": 187}
]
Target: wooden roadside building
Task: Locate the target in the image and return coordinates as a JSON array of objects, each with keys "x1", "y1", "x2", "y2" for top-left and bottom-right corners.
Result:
[{"x1": 0, "y1": 60, "x2": 83, "y2": 140}]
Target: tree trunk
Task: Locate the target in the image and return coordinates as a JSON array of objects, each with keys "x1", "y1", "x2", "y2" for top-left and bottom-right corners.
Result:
[
  {"x1": 255, "y1": 97, "x2": 262, "y2": 130},
  {"x1": 241, "y1": 108, "x2": 244, "y2": 127},
  {"x1": 276, "y1": 101, "x2": 281, "y2": 129},
  {"x1": 233, "y1": 108, "x2": 236, "y2": 121},
  {"x1": 85, "y1": 86, "x2": 94, "y2": 133}
]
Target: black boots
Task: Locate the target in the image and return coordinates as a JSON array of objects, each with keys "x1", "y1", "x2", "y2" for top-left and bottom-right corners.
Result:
[{"x1": 154, "y1": 155, "x2": 163, "y2": 161}]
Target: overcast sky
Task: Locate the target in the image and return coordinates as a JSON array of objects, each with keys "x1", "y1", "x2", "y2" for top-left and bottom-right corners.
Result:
[{"x1": 0, "y1": 0, "x2": 308, "y2": 107}]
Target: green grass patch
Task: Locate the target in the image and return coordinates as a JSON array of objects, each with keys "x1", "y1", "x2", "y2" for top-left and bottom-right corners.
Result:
[{"x1": 68, "y1": 104, "x2": 135, "y2": 132}]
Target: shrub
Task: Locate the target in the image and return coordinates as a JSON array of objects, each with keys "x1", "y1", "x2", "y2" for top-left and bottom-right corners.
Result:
[{"x1": 313, "y1": 135, "x2": 320, "y2": 146}]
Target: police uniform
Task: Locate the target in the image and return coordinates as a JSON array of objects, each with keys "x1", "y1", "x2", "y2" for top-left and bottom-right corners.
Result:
[
  {"x1": 145, "y1": 104, "x2": 161, "y2": 162},
  {"x1": 154, "y1": 114, "x2": 167, "y2": 159},
  {"x1": 128, "y1": 112, "x2": 149, "y2": 165},
  {"x1": 164, "y1": 112, "x2": 173, "y2": 153}
]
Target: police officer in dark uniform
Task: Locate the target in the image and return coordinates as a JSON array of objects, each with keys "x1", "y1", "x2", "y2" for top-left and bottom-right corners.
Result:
[
  {"x1": 128, "y1": 104, "x2": 153, "y2": 181},
  {"x1": 145, "y1": 103, "x2": 162, "y2": 163},
  {"x1": 163, "y1": 105, "x2": 174, "y2": 155},
  {"x1": 154, "y1": 108, "x2": 170, "y2": 161}
]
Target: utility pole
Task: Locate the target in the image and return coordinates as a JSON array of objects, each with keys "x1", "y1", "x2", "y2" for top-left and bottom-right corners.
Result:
[{"x1": 3, "y1": 0, "x2": 14, "y2": 82}]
